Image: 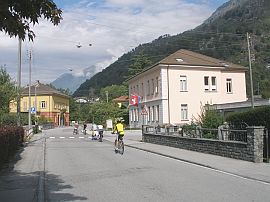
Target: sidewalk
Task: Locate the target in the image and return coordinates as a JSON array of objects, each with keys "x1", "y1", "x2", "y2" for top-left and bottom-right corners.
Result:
[{"x1": 104, "y1": 132, "x2": 270, "y2": 184}]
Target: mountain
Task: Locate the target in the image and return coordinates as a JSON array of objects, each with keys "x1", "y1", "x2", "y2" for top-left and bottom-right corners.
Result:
[
  {"x1": 51, "y1": 73, "x2": 87, "y2": 93},
  {"x1": 51, "y1": 65, "x2": 97, "y2": 93},
  {"x1": 73, "y1": 0, "x2": 270, "y2": 98}
]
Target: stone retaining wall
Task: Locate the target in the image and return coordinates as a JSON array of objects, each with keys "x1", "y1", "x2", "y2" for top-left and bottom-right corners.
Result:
[{"x1": 142, "y1": 126, "x2": 264, "y2": 162}]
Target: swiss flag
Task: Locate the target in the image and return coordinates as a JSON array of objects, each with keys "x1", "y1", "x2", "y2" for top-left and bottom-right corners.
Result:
[{"x1": 130, "y1": 95, "x2": 140, "y2": 106}]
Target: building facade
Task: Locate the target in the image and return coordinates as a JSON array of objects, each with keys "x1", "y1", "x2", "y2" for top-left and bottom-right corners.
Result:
[
  {"x1": 128, "y1": 49, "x2": 248, "y2": 128},
  {"x1": 10, "y1": 81, "x2": 70, "y2": 126}
]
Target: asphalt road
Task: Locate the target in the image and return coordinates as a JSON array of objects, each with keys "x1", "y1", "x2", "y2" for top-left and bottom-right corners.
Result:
[{"x1": 1, "y1": 127, "x2": 270, "y2": 202}]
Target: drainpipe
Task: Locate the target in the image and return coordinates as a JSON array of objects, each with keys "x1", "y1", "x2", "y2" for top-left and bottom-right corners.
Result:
[{"x1": 167, "y1": 65, "x2": 170, "y2": 124}]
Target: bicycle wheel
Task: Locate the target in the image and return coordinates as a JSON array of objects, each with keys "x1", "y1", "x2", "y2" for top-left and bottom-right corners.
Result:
[
  {"x1": 119, "y1": 140, "x2": 124, "y2": 155},
  {"x1": 114, "y1": 139, "x2": 118, "y2": 153}
]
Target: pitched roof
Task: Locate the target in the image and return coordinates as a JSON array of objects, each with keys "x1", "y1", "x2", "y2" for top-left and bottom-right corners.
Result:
[
  {"x1": 127, "y1": 49, "x2": 248, "y2": 82},
  {"x1": 21, "y1": 81, "x2": 69, "y2": 98},
  {"x1": 159, "y1": 49, "x2": 247, "y2": 70},
  {"x1": 113, "y1": 96, "x2": 129, "y2": 102}
]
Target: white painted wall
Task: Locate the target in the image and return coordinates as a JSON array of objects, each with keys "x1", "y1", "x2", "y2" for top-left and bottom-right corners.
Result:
[{"x1": 128, "y1": 65, "x2": 247, "y2": 127}]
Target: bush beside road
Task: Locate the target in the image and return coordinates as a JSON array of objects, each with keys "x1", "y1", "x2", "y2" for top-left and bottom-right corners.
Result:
[{"x1": 0, "y1": 126, "x2": 24, "y2": 166}]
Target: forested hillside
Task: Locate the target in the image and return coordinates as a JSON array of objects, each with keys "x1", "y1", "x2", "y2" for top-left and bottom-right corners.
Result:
[{"x1": 73, "y1": 0, "x2": 270, "y2": 98}]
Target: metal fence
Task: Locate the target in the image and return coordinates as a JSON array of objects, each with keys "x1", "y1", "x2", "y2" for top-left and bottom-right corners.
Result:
[{"x1": 142, "y1": 125, "x2": 248, "y2": 143}]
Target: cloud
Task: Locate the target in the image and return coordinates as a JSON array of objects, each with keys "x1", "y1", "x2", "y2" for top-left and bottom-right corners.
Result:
[{"x1": 0, "y1": 0, "x2": 223, "y2": 86}]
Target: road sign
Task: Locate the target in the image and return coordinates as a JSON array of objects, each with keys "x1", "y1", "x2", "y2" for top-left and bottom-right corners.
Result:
[
  {"x1": 30, "y1": 107, "x2": 36, "y2": 114},
  {"x1": 141, "y1": 107, "x2": 148, "y2": 115}
]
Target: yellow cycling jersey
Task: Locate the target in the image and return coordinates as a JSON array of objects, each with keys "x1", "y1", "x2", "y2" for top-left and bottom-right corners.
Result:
[{"x1": 114, "y1": 123, "x2": 124, "y2": 135}]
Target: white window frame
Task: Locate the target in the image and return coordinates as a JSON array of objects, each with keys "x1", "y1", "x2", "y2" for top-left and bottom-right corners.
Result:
[
  {"x1": 136, "y1": 108, "x2": 139, "y2": 122},
  {"x1": 226, "y1": 78, "x2": 232, "y2": 93},
  {"x1": 147, "y1": 80, "x2": 150, "y2": 96},
  {"x1": 151, "y1": 106, "x2": 154, "y2": 121},
  {"x1": 181, "y1": 104, "x2": 188, "y2": 121},
  {"x1": 204, "y1": 76, "x2": 209, "y2": 91},
  {"x1": 147, "y1": 106, "x2": 151, "y2": 122},
  {"x1": 155, "y1": 105, "x2": 159, "y2": 122},
  {"x1": 211, "y1": 76, "x2": 217, "y2": 91},
  {"x1": 40, "y1": 101, "x2": 46, "y2": 109},
  {"x1": 155, "y1": 77, "x2": 159, "y2": 94},
  {"x1": 152, "y1": 79, "x2": 155, "y2": 95},
  {"x1": 141, "y1": 82, "x2": 144, "y2": 99},
  {"x1": 180, "y1": 75, "x2": 187, "y2": 92},
  {"x1": 130, "y1": 110, "x2": 133, "y2": 122}
]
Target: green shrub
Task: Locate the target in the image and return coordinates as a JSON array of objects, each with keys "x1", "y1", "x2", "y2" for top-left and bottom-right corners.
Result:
[
  {"x1": 226, "y1": 106, "x2": 270, "y2": 130},
  {"x1": 0, "y1": 126, "x2": 24, "y2": 166}
]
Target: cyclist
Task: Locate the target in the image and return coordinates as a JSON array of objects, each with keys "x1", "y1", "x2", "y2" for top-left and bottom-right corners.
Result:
[
  {"x1": 73, "y1": 122, "x2": 79, "y2": 135},
  {"x1": 113, "y1": 118, "x2": 124, "y2": 147},
  {"x1": 83, "y1": 122, "x2": 87, "y2": 135}
]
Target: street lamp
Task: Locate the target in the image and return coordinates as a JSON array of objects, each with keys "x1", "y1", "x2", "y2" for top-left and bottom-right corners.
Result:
[
  {"x1": 17, "y1": 38, "x2": 22, "y2": 126},
  {"x1": 28, "y1": 50, "x2": 32, "y2": 133}
]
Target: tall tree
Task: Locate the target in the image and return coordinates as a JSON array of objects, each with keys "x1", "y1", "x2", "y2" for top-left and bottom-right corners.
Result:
[
  {"x1": 0, "y1": 67, "x2": 16, "y2": 114},
  {"x1": 0, "y1": 0, "x2": 62, "y2": 40},
  {"x1": 127, "y1": 52, "x2": 152, "y2": 79},
  {"x1": 100, "y1": 85, "x2": 128, "y2": 102}
]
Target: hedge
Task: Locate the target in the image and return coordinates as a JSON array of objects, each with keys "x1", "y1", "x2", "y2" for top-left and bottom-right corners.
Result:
[
  {"x1": 0, "y1": 126, "x2": 24, "y2": 166},
  {"x1": 225, "y1": 106, "x2": 270, "y2": 130}
]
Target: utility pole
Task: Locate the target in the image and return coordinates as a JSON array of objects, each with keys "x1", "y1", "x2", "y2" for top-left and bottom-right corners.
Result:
[
  {"x1": 17, "y1": 38, "x2": 22, "y2": 126},
  {"x1": 247, "y1": 32, "x2": 254, "y2": 108},
  {"x1": 105, "y1": 91, "x2": 108, "y2": 103},
  {"x1": 28, "y1": 50, "x2": 32, "y2": 132}
]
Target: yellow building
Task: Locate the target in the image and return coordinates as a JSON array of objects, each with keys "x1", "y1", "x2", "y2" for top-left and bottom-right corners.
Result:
[{"x1": 10, "y1": 81, "x2": 70, "y2": 126}]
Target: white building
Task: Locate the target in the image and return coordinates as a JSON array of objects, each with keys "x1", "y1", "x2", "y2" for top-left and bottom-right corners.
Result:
[{"x1": 128, "y1": 49, "x2": 248, "y2": 128}]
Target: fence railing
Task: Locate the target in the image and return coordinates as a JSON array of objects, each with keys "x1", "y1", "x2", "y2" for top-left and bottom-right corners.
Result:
[{"x1": 142, "y1": 125, "x2": 248, "y2": 143}]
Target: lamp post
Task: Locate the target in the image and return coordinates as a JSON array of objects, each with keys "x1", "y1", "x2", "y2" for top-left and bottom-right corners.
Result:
[
  {"x1": 28, "y1": 50, "x2": 32, "y2": 132},
  {"x1": 247, "y1": 32, "x2": 254, "y2": 108},
  {"x1": 17, "y1": 38, "x2": 22, "y2": 126},
  {"x1": 105, "y1": 91, "x2": 108, "y2": 103}
]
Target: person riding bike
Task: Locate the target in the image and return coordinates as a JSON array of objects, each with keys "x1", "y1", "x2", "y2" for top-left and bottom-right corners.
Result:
[
  {"x1": 83, "y1": 122, "x2": 87, "y2": 135},
  {"x1": 113, "y1": 119, "x2": 124, "y2": 142},
  {"x1": 73, "y1": 122, "x2": 79, "y2": 135}
]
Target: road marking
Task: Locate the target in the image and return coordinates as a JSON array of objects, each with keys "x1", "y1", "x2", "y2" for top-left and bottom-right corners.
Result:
[
  {"x1": 79, "y1": 137, "x2": 85, "y2": 139},
  {"x1": 69, "y1": 137, "x2": 75, "y2": 139},
  {"x1": 88, "y1": 136, "x2": 92, "y2": 139},
  {"x1": 59, "y1": 137, "x2": 65, "y2": 139},
  {"x1": 49, "y1": 137, "x2": 55, "y2": 139}
]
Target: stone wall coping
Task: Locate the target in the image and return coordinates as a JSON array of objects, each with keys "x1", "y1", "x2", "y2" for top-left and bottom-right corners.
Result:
[{"x1": 144, "y1": 133, "x2": 247, "y2": 145}]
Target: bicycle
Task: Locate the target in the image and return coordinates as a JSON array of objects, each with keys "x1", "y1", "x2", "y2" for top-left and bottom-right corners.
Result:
[
  {"x1": 114, "y1": 136, "x2": 124, "y2": 155},
  {"x1": 73, "y1": 127, "x2": 78, "y2": 135}
]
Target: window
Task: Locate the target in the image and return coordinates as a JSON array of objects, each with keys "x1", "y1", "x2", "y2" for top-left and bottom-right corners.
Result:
[
  {"x1": 41, "y1": 101, "x2": 46, "y2": 109},
  {"x1": 141, "y1": 82, "x2": 144, "y2": 99},
  {"x1": 226, "y1": 78, "x2": 232, "y2": 93},
  {"x1": 130, "y1": 110, "x2": 133, "y2": 122},
  {"x1": 181, "y1": 104, "x2": 188, "y2": 121},
  {"x1": 136, "y1": 109, "x2": 139, "y2": 122},
  {"x1": 155, "y1": 77, "x2": 159, "y2": 94},
  {"x1": 152, "y1": 79, "x2": 155, "y2": 95},
  {"x1": 147, "y1": 80, "x2": 150, "y2": 95},
  {"x1": 211, "y1": 76, "x2": 217, "y2": 91},
  {"x1": 23, "y1": 101, "x2": 27, "y2": 112},
  {"x1": 180, "y1": 75, "x2": 187, "y2": 91},
  {"x1": 155, "y1": 105, "x2": 159, "y2": 122},
  {"x1": 148, "y1": 106, "x2": 151, "y2": 122},
  {"x1": 204, "y1": 76, "x2": 209, "y2": 91},
  {"x1": 151, "y1": 106, "x2": 154, "y2": 121},
  {"x1": 133, "y1": 109, "x2": 136, "y2": 122}
]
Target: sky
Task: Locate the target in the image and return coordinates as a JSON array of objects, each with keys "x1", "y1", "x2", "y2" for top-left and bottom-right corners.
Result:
[{"x1": 0, "y1": 0, "x2": 228, "y2": 86}]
